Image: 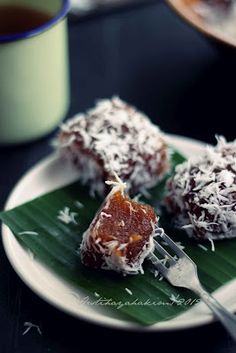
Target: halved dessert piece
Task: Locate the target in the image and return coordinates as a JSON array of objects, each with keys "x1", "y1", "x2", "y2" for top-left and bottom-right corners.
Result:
[{"x1": 80, "y1": 178, "x2": 158, "y2": 274}]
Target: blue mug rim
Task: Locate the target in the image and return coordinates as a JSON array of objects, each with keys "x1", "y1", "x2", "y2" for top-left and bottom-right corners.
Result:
[{"x1": 0, "y1": 0, "x2": 70, "y2": 43}]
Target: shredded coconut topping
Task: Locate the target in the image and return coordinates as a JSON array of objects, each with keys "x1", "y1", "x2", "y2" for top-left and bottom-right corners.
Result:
[
  {"x1": 208, "y1": 237, "x2": 216, "y2": 252},
  {"x1": 55, "y1": 97, "x2": 169, "y2": 196},
  {"x1": 74, "y1": 200, "x2": 84, "y2": 209},
  {"x1": 18, "y1": 231, "x2": 38, "y2": 236},
  {"x1": 169, "y1": 294, "x2": 182, "y2": 304},
  {"x1": 22, "y1": 322, "x2": 42, "y2": 336},
  {"x1": 197, "y1": 244, "x2": 208, "y2": 251},
  {"x1": 100, "y1": 212, "x2": 112, "y2": 218},
  {"x1": 57, "y1": 207, "x2": 78, "y2": 225},
  {"x1": 166, "y1": 136, "x2": 236, "y2": 240},
  {"x1": 154, "y1": 269, "x2": 159, "y2": 278},
  {"x1": 125, "y1": 288, "x2": 133, "y2": 295}
]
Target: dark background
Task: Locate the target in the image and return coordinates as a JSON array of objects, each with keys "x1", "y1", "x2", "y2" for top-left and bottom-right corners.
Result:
[{"x1": 0, "y1": 1, "x2": 235, "y2": 352}]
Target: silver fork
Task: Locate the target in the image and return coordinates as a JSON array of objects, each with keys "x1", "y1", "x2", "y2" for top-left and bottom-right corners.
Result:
[{"x1": 149, "y1": 228, "x2": 236, "y2": 340}]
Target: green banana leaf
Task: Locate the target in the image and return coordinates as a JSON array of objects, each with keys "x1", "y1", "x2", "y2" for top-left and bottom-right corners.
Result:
[{"x1": 1, "y1": 150, "x2": 236, "y2": 326}]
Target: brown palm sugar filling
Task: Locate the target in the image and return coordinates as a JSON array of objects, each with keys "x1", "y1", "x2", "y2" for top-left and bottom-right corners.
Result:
[{"x1": 80, "y1": 190, "x2": 157, "y2": 271}]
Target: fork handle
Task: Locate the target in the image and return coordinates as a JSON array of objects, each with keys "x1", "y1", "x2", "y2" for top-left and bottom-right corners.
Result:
[{"x1": 194, "y1": 284, "x2": 236, "y2": 340}]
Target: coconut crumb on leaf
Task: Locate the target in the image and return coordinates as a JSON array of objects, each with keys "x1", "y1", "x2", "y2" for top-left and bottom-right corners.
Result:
[{"x1": 57, "y1": 207, "x2": 78, "y2": 225}]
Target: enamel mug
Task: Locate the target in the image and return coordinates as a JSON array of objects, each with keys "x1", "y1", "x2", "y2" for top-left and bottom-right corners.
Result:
[{"x1": 0, "y1": 0, "x2": 70, "y2": 144}]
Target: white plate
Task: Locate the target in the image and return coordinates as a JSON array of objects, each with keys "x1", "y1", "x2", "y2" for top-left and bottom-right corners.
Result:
[{"x1": 2, "y1": 134, "x2": 236, "y2": 331}]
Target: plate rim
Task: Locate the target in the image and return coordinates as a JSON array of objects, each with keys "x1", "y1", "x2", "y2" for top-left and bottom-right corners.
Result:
[
  {"x1": 166, "y1": 0, "x2": 236, "y2": 49},
  {"x1": 2, "y1": 134, "x2": 236, "y2": 332}
]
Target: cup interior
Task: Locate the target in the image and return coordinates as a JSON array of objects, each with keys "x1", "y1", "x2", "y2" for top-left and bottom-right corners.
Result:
[
  {"x1": 0, "y1": 0, "x2": 69, "y2": 41},
  {"x1": 0, "y1": 0, "x2": 64, "y2": 16}
]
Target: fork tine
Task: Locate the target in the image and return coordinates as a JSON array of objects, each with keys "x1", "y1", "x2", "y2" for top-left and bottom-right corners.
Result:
[
  {"x1": 157, "y1": 230, "x2": 185, "y2": 258},
  {"x1": 154, "y1": 240, "x2": 176, "y2": 265},
  {"x1": 148, "y1": 253, "x2": 168, "y2": 276}
]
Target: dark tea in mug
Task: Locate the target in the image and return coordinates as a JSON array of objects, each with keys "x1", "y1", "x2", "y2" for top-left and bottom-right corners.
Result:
[{"x1": 0, "y1": 5, "x2": 52, "y2": 35}]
